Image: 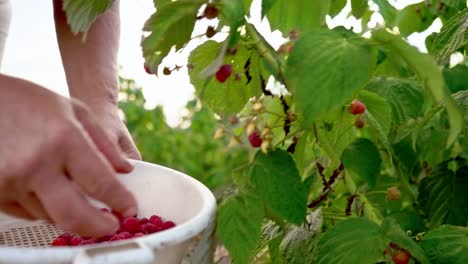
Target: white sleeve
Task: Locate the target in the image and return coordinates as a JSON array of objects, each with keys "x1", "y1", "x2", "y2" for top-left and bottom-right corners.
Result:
[{"x1": 0, "y1": 0, "x2": 11, "y2": 71}]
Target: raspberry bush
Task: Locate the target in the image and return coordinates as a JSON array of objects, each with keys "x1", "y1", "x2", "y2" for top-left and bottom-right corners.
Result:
[{"x1": 65, "y1": 0, "x2": 467, "y2": 263}]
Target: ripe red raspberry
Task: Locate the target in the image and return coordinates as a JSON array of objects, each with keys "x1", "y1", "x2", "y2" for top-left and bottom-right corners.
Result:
[
  {"x1": 134, "y1": 232, "x2": 145, "y2": 238},
  {"x1": 161, "y1": 221, "x2": 176, "y2": 230},
  {"x1": 97, "y1": 235, "x2": 112, "y2": 242},
  {"x1": 139, "y1": 217, "x2": 149, "y2": 224},
  {"x1": 70, "y1": 236, "x2": 84, "y2": 246},
  {"x1": 118, "y1": 232, "x2": 133, "y2": 240},
  {"x1": 215, "y1": 64, "x2": 233, "y2": 83},
  {"x1": 142, "y1": 223, "x2": 160, "y2": 234},
  {"x1": 203, "y1": 5, "x2": 219, "y2": 19},
  {"x1": 392, "y1": 249, "x2": 410, "y2": 264},
  {"x1": 355, "y1": 116, "x2": 365, "y2": 128},
  {"x1": 149, "y1": 215, "x2": 163, "y2": 226},
  {"x1": 122, "y1": 217, "x2": 142, "y2": 234},
  {"x1": 110, "y1": 235, "x2": 123, "y2": 241},
  {"x1": 348, "y1": 100, "x2": 366, "y2": 115},
  {"x1": 51, "y1": 237, "x2": 68, "y2": 246},
  {"x1": 58, "y1": 232, "x2": 73, "y2": 244},
  {"x1": 248, "y1": 131, "x2": 262, "y2": 148}
]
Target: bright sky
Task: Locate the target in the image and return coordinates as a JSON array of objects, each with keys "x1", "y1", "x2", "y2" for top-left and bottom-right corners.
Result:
[{"x1": 1, "y1": 0, "x2": 440, "y2": 126}]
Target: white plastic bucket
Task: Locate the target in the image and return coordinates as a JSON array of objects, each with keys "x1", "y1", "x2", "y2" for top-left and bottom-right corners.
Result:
[{"x1": 0, "y1": 160, "x2": 217, "y2": 264}]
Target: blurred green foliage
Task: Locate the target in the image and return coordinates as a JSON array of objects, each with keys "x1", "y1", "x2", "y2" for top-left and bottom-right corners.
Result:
[{"x1": 118, "y1": 76, "x2": 247, "y2": 190}]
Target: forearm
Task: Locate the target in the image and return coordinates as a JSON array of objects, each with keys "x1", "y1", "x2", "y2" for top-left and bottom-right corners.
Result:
[{"x1": 53, "y1": 0, "x2": 120, "y2": 106}]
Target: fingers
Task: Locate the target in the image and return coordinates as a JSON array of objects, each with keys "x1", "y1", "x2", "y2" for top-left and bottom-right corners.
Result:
[
  {"x1": 34, "y1": 175, "x2": 120, "y2": 237},
  {"x1": 65, "y1": 129, "x2": 138, "y2": 218},
  {"x1": 0, "y1": 201, "x2": 34, "y2": 220},
  {"x1": 17, "y1": 192, "x2": 51, "y2": 221},
  {"x1": 118, "y1": 129, "x2": 142, "y2": 160},
  {"x1": 72, "y1": 100, "x2": 133, "y2": 173}
]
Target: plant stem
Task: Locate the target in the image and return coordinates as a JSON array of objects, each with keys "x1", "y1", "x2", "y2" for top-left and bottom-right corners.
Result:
[{"x1": 245, "y1": 23, "x2": 287, "y2": 83}]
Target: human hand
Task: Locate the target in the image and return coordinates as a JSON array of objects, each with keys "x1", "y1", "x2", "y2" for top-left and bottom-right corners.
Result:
[
  {"x1": 85, "y1": 101, "x2": 141, "y2": 160},
  {"x1": 0, "y1": 75, "x2": 138, "y2": 237}
]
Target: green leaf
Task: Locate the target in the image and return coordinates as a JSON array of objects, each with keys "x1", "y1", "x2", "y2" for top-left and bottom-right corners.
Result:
[
  {"x1": 342, "y1": 138, "x2": 382, "y2": 187},
  {"x1": 62, "y1": 0, "x2": 114, "y2": 37},
  {"x1": 265, "y1": 0, "x2": 330, "y2": 34},
  {"x1": 372, "y1": 29, "x2": 463, "y2": 147},
  {"x1": 251, "y1": 150, "x2": 307, "y2": 224},
  {"x1": 254, "y1": 220, "x2": 283, "y2": 255},
  {"x1": 219, "y1": 0, "x2": 246, "y2": 30},
  {"x1": 269, "y1": 235, "x2": 283, "y2": 264},
  {"x1": 316, "y1": 218, "x2": 387, "y2": 264},
  {"x1": 358, "y1": 90, "x2": 392, "y2": 136},
  {"x1": 380, "y1": 218, "x2": 430, "y2": 264},
  {"x1": 444, "y1": 64, "x2": 468, "y2": 93},
  {"x1": 418, "y1": 159, "x2": 468, "y2": 227},
  {"x1": 373, "y1": 0, "x2": 397, "y2": 25},
  {"x1": 261, "y1": 0, "x2": 277, "y2": 17},
  {"x1": 242, "y1": 0, "x2": 254, "y2": 13},
  {"x1": 217, "y1": 193, "x2": 264, "y2": 264},
  {"x1": 351, "y1": 0, "x2": 368, "y2": 18},
  {"x1": 287, "y1": 29, "x2": 376, "y2": 127},
  {"x1": 188, "y1": 41, "x2": 262, "y2": 115},
  {"x1": 366, "y1": 76, "x2": 424, "y2": 124},
  {"x1": 430, "y1": 8, "x2": 468, "y2": 62},
  {"x1": 280, "y1": 211, "x2": 323, "y2": 264},
  {"x1": 330, "y1": 0, "x2": 347, "y2": 17},
  {"x1": 393, "y1": 3, "x2": 434, "y2": 37},
  {"x1": 421, "y1": 225, "x2": 468, "y2": 264},
  {"x1": 141, "y1": 0, "x2": 204, "y2": 73}
]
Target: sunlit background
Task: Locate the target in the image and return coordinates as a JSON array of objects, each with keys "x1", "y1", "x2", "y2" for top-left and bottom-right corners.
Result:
[{"x1": 2, "y1": 0, "x2": 441, "y2": 126}]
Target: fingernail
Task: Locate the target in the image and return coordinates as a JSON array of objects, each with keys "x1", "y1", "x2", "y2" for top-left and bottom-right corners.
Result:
[
  {"x1": 122, "y1": 206, "x2": 138, "y2": 218},
  {"x1": 102, "y1": 213, "x2": 120, "y2": 233},
  {"x1": 122, "y1": 159, "x2": 134, "y2": 171}
]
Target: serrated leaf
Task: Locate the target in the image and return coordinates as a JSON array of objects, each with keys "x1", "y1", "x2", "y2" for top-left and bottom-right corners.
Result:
[
  {"x1": 217, "y1": 193, "x2": 264, "y2": 264},
  {"x1": 254, "y1": 220, "x2": 283, "y2": 255},
  {"x1": 366, "y1": 76, "x2": 424, "y2": 124},
  {"x1": 280, "y1": 210, "x2": 322, "y2": 264},
  {"x1": 342, "y1": 138, "x2": 382, "y2": 187},
  {"x1": 372, "y1": 29, "x2": 463, "y2": 147},
  {"x1": 330, "y1": 0, "x2": 347, "y2": 17},
  {"x1": 444, "y1": 64, "x2": 468, "y2": 93},
  {"x1": 316, "y1": 218, "x2": 387, "y2": 264},
  {"x1": 430, "y1": 8, "x2": 468, "y2": 62},
  {"x1": 358, "y1": 90, "x2": 392, "y2": 136},
  {"x1": 188, "y1": 41, "x2": 262, "y2": 115},
  {"x1": 251, "y1": 150, "x2": 307, "y2": 224},
  {"x1": 62, "y1": 0, "x2": 114, "y2": 37},
  {"x1": 287, "y1": 29, "x2": 376, "y2": 127},
  {"x1": 351, "y1": 0, "x2": 368, "y2": 18},
  {"x1": 418, "y1": 159, "x2": 468, "y2": 227},
  {"x1": 264, "y1": 0, "x2": 329, "y2": 34},
  {"x1": 393, "y1": 3, "x2": 434, "y2": 37},
  {"x1": 141, "y1": 0, "x2": 203, "y2": 73},
  {"x1": 220, "y1": 0, "x2": 245, "y2": 30},
  {"x1": 421, "y1": 225, "x2": 468, "y2": 264},
  {"x1": 380, "y1": 218, "x2": 430, "y2": 264}
]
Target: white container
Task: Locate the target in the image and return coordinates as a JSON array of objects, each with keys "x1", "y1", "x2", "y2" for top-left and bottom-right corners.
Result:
[{"x1": 0, "y1": 160, "x2": 217, "y2": 264}]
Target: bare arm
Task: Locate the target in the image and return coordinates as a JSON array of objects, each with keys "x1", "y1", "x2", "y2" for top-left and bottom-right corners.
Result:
[
  {"x1": 53, "y1": 0, "x2": 141, "y2": 159},
  {"x1": 53, "y1": 0, "x2": 120, "y2": 105}
]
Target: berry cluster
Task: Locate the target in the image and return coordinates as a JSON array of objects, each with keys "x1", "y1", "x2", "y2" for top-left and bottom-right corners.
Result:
[
  {"x1": 51, "y1": 209, "x2": 176, "y2": 247},
  {"x1": 348, "y1": 99, "x2": 367, "y2": 128}
]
